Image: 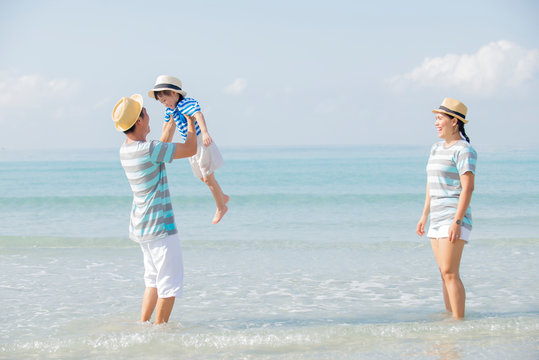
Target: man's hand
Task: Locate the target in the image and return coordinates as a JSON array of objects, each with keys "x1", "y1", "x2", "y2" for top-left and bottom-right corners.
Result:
[{"x1": 160, "y1": 115, "x2": 175, "y2": 142}]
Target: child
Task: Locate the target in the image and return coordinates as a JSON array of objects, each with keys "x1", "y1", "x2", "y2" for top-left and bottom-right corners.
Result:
[{"x1": 149, "y1": 75, "x2": 229, "y2": 224}]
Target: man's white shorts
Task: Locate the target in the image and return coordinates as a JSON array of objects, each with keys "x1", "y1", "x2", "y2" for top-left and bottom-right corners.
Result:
[{"x1": 139, "y1": 233, "x2": 183, "y2": 298}]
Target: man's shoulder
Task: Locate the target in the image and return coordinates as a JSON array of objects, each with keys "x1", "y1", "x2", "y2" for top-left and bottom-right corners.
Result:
[{"x1": 120, "y1": 141, "x2": 151, "y2": 159}]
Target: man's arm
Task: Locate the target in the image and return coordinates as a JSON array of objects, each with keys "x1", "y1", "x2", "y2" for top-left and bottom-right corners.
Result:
[
  {"x1": 173, "y1": 115, "x2": 197, "y2": 159},
  {"x1": 159, "y1": 115, "x2": 175, "y2": 143}
]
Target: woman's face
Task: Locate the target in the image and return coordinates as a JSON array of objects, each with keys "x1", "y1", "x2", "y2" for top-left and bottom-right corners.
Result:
[
  {"x1": 156, "y1": 91, "x2": 180, "y2": 109},
  {"x1": 434, "y1": 112, "x2": 457, "y2": 139}
]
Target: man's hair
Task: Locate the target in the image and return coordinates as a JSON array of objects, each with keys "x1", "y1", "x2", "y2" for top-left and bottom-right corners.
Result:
[{"x1": 123, "y1": 108, "x2": 144, "y2": 134}]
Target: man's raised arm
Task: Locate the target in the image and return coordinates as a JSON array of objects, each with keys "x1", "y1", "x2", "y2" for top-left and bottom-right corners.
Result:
[{"x1": 173, "y1": 115, "x2": 197, "y2": 159}]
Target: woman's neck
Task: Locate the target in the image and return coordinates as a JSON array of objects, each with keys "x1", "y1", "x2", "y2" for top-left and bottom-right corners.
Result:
[{"x1": 443, "y1": 133, "x2": 463, "y2": 146}]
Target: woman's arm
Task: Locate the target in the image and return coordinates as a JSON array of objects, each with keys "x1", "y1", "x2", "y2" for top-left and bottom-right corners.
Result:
[
  {"x1": 416, "y1": 183, "x2": 431, "y2": 236},
  {"x1": 448, "y1": 172, "x2": 475, "y2": 243}
]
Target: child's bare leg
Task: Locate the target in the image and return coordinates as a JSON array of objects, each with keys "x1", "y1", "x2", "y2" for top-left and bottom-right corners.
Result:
[{"x1": 201, "y1": 173, "x2": 228, "y2": 224}]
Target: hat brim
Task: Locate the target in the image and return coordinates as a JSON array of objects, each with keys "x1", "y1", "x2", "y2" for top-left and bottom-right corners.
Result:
[
  {"x1": 148, "y1": 87, "x2": 187, "y2": 99},
  {"x1": 432, "y1": 109, "x2": 468, "y2": 124},
  {"x1": 113, "y1": 94, "x2": 143, "y2": 131}
]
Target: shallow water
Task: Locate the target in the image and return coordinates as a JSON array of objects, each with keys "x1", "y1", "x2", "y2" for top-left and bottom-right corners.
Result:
[{"x1": 1, "y1": 146, "x2": 538, "y2": 359}]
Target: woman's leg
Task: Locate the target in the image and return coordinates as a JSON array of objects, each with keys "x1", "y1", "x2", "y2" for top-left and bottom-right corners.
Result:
[
  {"x1": 431, "y1": 238, "x2": 466, "y2": 319},
  {"x1": 442, "y1": 277, "x2": 452, "y2": 313},
  {"x1": 431, "y1": 240, "x2": 453, "y2": 313},
  {"x1": 201, "y1": 173, "x2": 229, "y2": 224}
]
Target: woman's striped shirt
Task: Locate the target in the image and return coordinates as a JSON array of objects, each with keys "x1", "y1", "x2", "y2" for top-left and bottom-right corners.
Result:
[{"x1": 427, "y1": 140, "x2": 477, "y2": 232}]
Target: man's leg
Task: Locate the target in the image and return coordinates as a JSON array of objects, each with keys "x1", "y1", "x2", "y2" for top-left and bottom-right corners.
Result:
[
  {"x1": 141, "y1": 287, "x2": 158, "y2": 322},
  {"x1": 155, "y1": 297, "x2": 175, "y2": 324}
]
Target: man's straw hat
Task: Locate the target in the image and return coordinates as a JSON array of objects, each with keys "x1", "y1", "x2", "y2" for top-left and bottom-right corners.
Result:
[
  {"x1": 432, "y1": 98, "x2": 469, "y2": 124},
  {"x1": 148, "y1": 75, "x2": 187, "y2": 99},
  {"x1": 112, "y1": 94, "x2": 143, "y2": 131}
]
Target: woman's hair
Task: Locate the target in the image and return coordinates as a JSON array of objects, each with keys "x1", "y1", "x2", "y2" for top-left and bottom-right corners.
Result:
[
  {"x1": 154, "y1": 90, "x2": 184, "y2": 106},
  {"x1": 457, "y1": 119, "x2": 470, "y2": 143}
]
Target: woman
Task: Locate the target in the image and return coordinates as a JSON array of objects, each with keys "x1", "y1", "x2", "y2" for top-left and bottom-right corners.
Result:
[{"x1": 416, "y1": 98, "x2": 477, "y2": 320}]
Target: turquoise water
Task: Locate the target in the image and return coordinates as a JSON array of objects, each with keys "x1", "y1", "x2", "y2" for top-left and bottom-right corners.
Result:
[{"x1": 1, "y1": 146, "x2": 538, "y2": 359}]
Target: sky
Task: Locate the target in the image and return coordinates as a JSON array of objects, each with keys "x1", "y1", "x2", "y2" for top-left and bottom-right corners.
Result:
[{"x1": 0, "y1": 0, "x2": 538, "y2": 151}]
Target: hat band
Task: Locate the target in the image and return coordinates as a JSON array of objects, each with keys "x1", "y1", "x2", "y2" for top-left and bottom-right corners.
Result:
[
  {"x1": 154, "y1": 83, "x2": 182, "y2": 91},
  {"x1": 438, "y1": 105, "x2": 466, "y2": 120}
]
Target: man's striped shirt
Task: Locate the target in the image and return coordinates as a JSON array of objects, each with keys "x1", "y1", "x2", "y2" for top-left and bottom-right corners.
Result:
[
  {"x1": 120, "y1": 140, "x2": 177, "y2": 243},
  {"x1": 164, "y1": 97, "x2": 202, "y2": 140},
  {"x1": 427, "y1": 140, "x2": 477, "y2": 231}
]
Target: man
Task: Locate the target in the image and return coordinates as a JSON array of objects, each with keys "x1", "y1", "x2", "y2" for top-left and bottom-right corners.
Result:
[{"x1": 112, "y1": 94, "x2": 196, "y2": 324}]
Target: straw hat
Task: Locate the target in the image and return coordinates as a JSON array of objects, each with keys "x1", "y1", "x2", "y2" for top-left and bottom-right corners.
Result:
[
  {"x1": 112, "y1": 94, "x2": 143, "y2": 131},
  {"x1": 148, "y1": 75, "x2": 187, "y2": 99},
  {"x1": 432, "y1": 98, "x2": 469, "y2": 124}
]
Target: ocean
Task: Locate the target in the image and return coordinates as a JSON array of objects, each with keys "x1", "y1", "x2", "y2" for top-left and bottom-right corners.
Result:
[{"x1": 1, "y1": 145, "x2": 538, "y2": 359}]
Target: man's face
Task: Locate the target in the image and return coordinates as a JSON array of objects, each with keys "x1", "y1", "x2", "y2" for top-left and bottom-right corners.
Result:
[{"x1": 140, "y1": 107, "x2": 150, "y2": 135}]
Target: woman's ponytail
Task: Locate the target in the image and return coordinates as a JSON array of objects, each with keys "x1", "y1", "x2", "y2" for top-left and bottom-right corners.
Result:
[{"x1": 458, "y1": 120, "x2": 470, "y2": 143}]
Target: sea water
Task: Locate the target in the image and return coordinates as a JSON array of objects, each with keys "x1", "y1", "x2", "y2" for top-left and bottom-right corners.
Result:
[{"x1": 0, "y1": 146, "x2": 538, "y2": 359}]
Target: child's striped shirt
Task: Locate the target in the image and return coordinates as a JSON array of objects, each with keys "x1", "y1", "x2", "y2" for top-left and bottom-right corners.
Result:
[{"x1": 164, "y1": 98, "x2": 202, "y2": 140}]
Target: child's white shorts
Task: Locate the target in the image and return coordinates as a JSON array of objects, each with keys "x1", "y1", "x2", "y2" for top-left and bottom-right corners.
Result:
[
  {"x1": 428, "y1": 225, "x2": 471, "y2": 243},
  {"x1": 189, "y1": 134, "x2": 224, "y2": 179},
  {"x1": 139, "y1": 233, "x2": 183, "y2": 298}
]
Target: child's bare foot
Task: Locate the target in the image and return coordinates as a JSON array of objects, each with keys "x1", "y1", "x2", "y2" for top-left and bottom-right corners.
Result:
[
  {"x1": 212, "y1": 206, "x2": 228, "y2": 224},
  {"x1": 224, "y1": 195, "x2": 230, "y2": 204}
]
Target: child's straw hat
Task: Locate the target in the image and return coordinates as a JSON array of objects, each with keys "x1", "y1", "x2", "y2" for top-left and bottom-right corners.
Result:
[
  {"x1": 112, "y1": 94, "x2": 143, "y2": 131},
  {"x1": 148, "y1": 75, "x2": 187, "y2": 99},
  {"x1": 432, "y1": 98, "x2": 469, "y2": 124}
]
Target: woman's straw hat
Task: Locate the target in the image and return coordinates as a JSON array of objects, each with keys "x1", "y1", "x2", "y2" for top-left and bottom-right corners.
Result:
[
  {"x1": 112, "y1": 94, "x2": 143, "y2": 131},
  {"x1": 432, "y1": 98, "x2": 469, "y2": 124},
  {"x1": 148, "y1": 75, "x2": 187, "y2": 99}
]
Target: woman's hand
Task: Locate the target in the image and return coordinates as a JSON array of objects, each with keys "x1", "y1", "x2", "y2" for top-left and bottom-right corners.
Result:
[
  {"x1": 448, "y1": 221, "x2": 461, "y2": 244},
  {"x1": 416, "y1": 216, "x2": 428, "y2": 236}
]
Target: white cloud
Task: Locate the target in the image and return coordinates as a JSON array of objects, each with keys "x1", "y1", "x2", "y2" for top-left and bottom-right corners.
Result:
[
  {"x1": 390, "y1": 41, "x2": 539, "y2": 94},
  {"x1": 0, "y1": 73, "x2": 80, "y2": 108},
  {"x1": 223, "y1": 78, "x2": 247, "y2": 95}
]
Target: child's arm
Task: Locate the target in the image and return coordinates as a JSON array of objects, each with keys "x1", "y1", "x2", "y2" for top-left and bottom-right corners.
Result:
[
  {"x1": 159, "y1": 115, "x2": 175, "y2": 143},
  {"x1": 194, "y1": 112, "x2": 213, "y2": 147}
]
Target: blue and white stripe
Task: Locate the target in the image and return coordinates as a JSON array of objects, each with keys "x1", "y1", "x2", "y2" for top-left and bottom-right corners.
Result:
[
  {"x1": 164, "y1": 97, "x2": 202, "y2": 140},
  {"x1": 426, "y1": 140, "x2": 477, "y2": 232},
  {"x1": 120, "y1": 140, "x2": 178, "y2": 243}
]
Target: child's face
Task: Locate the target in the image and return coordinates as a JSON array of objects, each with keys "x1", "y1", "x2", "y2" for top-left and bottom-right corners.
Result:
[{"x1": 157, "y1": 91, "x2": 180, "y2": 109}]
